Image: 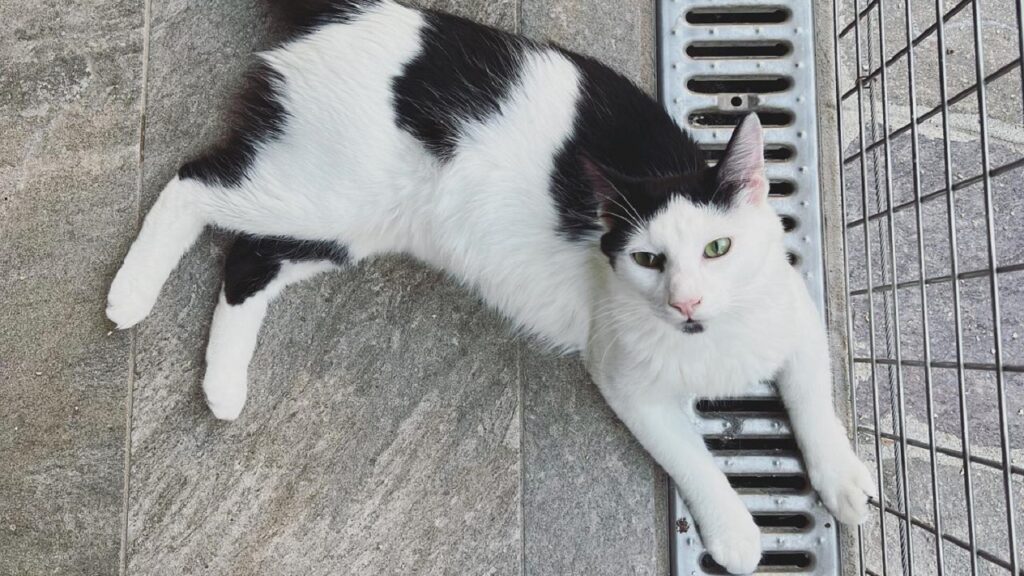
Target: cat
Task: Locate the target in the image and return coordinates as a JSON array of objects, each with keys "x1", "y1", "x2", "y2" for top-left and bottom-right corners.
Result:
[{"x1": 106, "y1": 1, "x2": 875, "y2": 572}]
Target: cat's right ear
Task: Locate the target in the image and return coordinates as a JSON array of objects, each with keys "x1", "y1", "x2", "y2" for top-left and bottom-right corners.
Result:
[{"x1": 580, "y1": 155, "x2": 627, "y2": 230}]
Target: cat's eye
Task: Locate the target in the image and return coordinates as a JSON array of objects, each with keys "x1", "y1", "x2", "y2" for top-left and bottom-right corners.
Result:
[
  {"x1": 704, "y1": 238, "x2": 732, "y2": 259},
  {"x1": 631, "y1": 252, "x2": 665, "y2": 270}
]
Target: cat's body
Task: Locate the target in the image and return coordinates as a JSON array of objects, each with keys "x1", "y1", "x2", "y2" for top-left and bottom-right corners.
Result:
[{"x1": 107, "y1": 1, "x2": 874, "y2": 573}]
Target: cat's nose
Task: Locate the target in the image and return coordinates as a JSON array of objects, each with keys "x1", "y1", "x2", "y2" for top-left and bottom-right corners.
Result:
[{"x1": 670, "y1": 297, "x2": 702, "y2": 319}]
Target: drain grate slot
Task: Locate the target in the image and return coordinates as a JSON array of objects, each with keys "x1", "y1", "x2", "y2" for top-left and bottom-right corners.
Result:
[
  {"x1": 660, "y1": 0, "x2": 833, "y2": 572},
  {"x1": 769, "y1": 181, "x2": 795, "y2": 197},
  {"x1": 701, "y1": 551, "x2": 814, "y2": 573},
  {"x1": 696, "y1": 398, "x2": 786, "y2": 414},
  {"x1": 702, "y1": 143, "x2": 795, "y2": 163},
  {"x1": 728, "y1": 474, "x2": 808, "y2": 493},
  {"x1": 686, "y1": 41, "x2": 791, "y2": 59},
  {"x1": 687, "y1": 76, "x2": 792, "y2": 94},
  {"x1": 754, "y1": 513, "x2": 813, "y2": 531},
  {"x1": 685, "y1": 7, "x2": 791, "y2": 25},
  {"x1": 689, "y1": 109, "x2": 795, "y2": 128},
  {"x1": 705, "y1": 436, "x2": 798, "y2": 452}
]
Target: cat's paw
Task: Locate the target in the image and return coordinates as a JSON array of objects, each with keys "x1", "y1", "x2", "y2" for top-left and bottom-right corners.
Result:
[
  {"x1": 203, "y1": 368, "x2": 248, "y2": 421},
  {"x1": 808, "y1": 447, "x2": 876, "y2": 525},
  {"x1": 700, "y1": 504, "x2": 762, "y2": 574},
  {"x1": 106, "y1": 267, "x2": 161, "y2": 329}
]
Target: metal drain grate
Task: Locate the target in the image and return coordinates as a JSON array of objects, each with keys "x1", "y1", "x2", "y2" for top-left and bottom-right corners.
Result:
[{"x1": 658, "y1": 0, "x2": 837, "y2": 574}]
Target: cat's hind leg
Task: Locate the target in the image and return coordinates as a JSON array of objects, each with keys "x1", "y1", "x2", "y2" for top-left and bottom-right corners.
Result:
[
  {"x1": 107, "y1": 176, "x2": 210, "y2": 328},
  {"x1": 108, "y1": 60, "x2": 290, "y2": 329},
  {"x1": 203, "y1": 235, "x2": 346, "y2": 420}
]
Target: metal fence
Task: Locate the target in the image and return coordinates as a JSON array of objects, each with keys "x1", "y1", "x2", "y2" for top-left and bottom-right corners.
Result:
[{"x1": 831, "y1": 0, "x2": 1023, "y2": 573}]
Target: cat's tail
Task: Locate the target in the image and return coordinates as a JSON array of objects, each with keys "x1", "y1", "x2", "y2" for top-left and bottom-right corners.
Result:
[{"x1": 106, "y1": 176, "x2": 208, "y2": 329}]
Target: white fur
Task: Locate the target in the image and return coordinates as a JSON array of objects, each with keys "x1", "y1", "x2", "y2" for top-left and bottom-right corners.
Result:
[
  {"x1": 107, "y1": 177, "x2": 207, "y2": 328},
  {"x1": 106, "y1": 2, "x2": 872, "y2": 572}
]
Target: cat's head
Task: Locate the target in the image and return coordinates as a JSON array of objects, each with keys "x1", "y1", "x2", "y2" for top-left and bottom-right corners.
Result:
[{"x1": 585, "y1": 114, "x2": 786, "y2": 334}]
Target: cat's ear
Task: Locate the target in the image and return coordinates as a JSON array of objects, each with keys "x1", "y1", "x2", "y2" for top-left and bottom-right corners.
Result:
[
  {"x1": 717, "y1": 113, "x2": 768, "y2": 206},
  {"x1": 580, "y1": 155, "x2": 632, "y2": 230}
]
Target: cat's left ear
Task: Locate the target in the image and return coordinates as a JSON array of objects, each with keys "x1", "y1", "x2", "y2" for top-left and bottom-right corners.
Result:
[{"x1": 717, "y1": 113, "x2": 768, "y2": 206}]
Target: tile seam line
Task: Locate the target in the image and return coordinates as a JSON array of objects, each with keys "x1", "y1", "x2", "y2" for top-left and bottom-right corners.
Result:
[
  {"x1": 516, "y1": 342, "x2": 527, "y2": 576},
  {"x1": 648, "y1": 3, "x2": 669, "y2": 570},
  {"x1": 119, "y1": 0, "x2": 152, "y2": 573},
  {"x1": 514, "y1": 15, "x2": 524, "y2": 575}
]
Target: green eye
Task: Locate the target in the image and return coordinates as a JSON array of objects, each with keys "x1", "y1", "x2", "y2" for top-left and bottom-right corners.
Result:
[
  {"x1": 631, "y1": 252, "x2": 665, "y2": 270},
  {"x1": 704, "y1": 238, "x2": 732, "y2": 258}
]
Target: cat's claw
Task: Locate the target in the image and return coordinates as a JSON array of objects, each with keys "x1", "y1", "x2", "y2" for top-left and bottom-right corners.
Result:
[
  {"x1": 808, "y1": 448, "x2": 876, "y2": 525},
  {"x1": 701, "y1": 506, "x2": 762, "y2": 574},
  {"x1": 106, "y1": 270, "x2": 160, "y2": 329}
]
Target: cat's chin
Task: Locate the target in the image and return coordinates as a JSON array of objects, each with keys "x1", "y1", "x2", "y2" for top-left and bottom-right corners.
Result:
[{"x1": 679, "y1": 321, "x2": 704, "y2": 334}]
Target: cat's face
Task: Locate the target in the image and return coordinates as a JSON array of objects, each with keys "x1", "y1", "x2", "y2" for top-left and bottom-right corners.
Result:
[
  {"x1": 590, "y1": 114, "x2": 784, "y2": 333},
  {"x1": 615, "y1": 194, "x2": 782, "y2": 333}
]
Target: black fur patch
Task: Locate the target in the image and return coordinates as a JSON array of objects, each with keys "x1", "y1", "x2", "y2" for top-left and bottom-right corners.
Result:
[
  {"x1": 223, "y1": 235, "x2": 348, "y2": 305},
  {"x1": 392, "y1": 11, "x2": 527, "y2": 160},
  {"x1": 262, "y1": 0, "x2": 381, "y2": 38},
  {"x1": 595, "y1": 168, "x2": 726, "y2": 261},
  {"x1": 180, "y1": 2, "x2": 384, "y2": 186},
  {"x1": 550, "y1": 52, "x2": 736, "y2": 258},
  {"x1": 178, "y1": 62, "x2": 289, "y2": 187}
]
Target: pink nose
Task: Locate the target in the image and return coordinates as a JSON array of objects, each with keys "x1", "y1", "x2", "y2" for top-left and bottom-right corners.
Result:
[{"x1": 671, "y1": 298, "x2": 702, "y2": 318}]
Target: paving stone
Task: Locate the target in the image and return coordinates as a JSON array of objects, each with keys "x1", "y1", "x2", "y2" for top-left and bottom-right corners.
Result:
[
  {"x1": 0, "y1": 1, "x2": 143, "y2": 574},
  {"x1": 521, "y1": 0, "x2": 657, "y2": 95}
]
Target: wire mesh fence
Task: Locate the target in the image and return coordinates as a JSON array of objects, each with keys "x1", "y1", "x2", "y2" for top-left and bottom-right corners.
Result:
[{"x1": 831, "y1": 0, "x2": 1024, "y2": 574}]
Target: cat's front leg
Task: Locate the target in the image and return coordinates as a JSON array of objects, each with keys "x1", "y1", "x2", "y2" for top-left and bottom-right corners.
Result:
[
  {"x1": 778, "y1": 305, "x2": 876, "y2": 525},
  {"x1": 597, "y1": 383, "x2": 761, "y2": 574}
]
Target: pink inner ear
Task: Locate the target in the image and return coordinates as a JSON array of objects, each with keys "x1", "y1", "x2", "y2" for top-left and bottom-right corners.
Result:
[{"x1": 745, "y1": 175, "x2": 769, "y2": 205}]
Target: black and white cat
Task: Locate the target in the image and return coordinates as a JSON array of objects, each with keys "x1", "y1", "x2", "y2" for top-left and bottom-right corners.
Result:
[{"x1": 106, "y1": 1, "x2": 874, "y2": 572}]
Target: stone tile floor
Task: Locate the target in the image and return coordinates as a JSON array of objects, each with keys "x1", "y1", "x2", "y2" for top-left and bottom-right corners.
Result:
[{"x1": 1, "y1": 1, "x2": 668, "y2": 575}]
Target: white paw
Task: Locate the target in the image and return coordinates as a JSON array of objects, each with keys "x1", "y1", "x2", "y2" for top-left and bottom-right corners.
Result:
[
  {"x1": 700, "y1": 502, "x2": 762, "y2": 574},
  {"x1": 808, "y1": 447, "x2": 876, "y2": 525},
  {"x1": 106, "y1": 268, "x2": 161, "y2": 329},
  {"x1": 203, "y1": 368, "x2": 248, "y2": 421}
]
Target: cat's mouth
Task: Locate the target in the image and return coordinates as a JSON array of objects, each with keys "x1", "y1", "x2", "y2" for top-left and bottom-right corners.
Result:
[{"x1": 680, "y1": 320, "x2": 704, "y2": 334}]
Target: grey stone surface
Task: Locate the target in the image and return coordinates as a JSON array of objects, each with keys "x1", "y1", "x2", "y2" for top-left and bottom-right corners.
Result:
[
  {"x1": 127, "y1": 259, "x2": 523, "y2": 575},
  {"x1": 521, "y1": 353, "x2": 670, "y2": 576},
  {"x1": 416, "y1": 0, "x2": 519, "y2": 31},
  {"x1": 521, "y1": 0, "x2": 657, "y2": 96},
  {"x1": 0, "y1": 0, "x2": 143, "y2": 574},
  {"x1": 812, "y1": 0, "x2": 863, "y2": 572}
]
